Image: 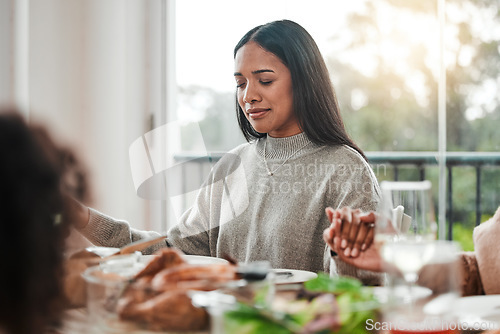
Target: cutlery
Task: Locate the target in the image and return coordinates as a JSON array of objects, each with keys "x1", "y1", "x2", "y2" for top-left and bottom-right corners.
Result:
[
  {"x1": 70, "y1": 235, "x2": 168, "y2": 260},
  {"x1": 275, "y1": 271, "x2": 293, "y2": 277},
  {"x1": 113, "y1": 234, "x2": 168, "y2": 256}
]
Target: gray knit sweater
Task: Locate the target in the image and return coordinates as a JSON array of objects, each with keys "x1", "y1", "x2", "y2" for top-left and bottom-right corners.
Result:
[{"x1": 80, "y1": 133, "x2": 381, "y2": 284}]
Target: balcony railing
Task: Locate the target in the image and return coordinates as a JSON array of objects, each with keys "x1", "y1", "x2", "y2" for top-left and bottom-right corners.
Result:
[
  {"x1": 174, "y1": 151, "x2": 500, "y2": 240},
  {"x1": 367, "y1": 152, "x2": 500, "y2": 238}
]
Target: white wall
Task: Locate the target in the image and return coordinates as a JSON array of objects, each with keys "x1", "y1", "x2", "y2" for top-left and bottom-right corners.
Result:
[
  {"x1": 0, "y1": 0, "x2": 29, "y2": 115},
  {"x1": 0, "y1": 0, "x2": 14, "y2": 105},
  {"x1": 1, "y1": 0, "x2": 173, "y2": 233}
]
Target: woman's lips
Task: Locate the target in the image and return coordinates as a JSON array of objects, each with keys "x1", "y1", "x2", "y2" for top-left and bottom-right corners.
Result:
[{"x1": 247, "y1": 108, "x2": 270, "y2": 119}]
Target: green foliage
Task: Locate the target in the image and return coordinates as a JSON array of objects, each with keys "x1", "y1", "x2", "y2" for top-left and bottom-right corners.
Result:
[
  {"x1": 304, "y1": 273, "x2": 363, "y2": 294},
  {"x1": 306, "y1": 274, "x2": 379, "y2": 334},
  {"x1": 328, "y1": 0, "x2": 500, "y2": 154},
  {"x1": 224, "y1": 303, "x2": 297, "y2": 334},
  {"x1": 452, "y1": 224, "x2": 475, "y2": 252},
  {"x1": 453, "y1": 212, "x2": 496, "y2": 252}
]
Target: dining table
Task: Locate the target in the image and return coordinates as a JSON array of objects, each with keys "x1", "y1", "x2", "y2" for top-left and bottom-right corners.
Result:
[
  {"x1": 50, "y1": 240, "x2": 500, "y2": 334},
  {"x1": 50, "y1": 294, "x2": 500, "y2": 334},
  {"x1": 49, "y1": 294, "x2": 500, "y2": 333}
]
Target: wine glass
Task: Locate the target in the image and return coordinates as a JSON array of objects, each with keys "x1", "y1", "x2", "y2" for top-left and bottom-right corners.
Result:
[
  {"x1": 383, "y1": 240, "x2": 462, "y2": 334},
  {"x1": 376, "y1": 180, "x2": 437, "y2": 241},
  {"x1": 375, "y1": 181, "x2": 438, "y2": 302}
]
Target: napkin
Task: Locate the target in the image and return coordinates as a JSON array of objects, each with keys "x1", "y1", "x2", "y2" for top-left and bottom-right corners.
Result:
[{"x1": 392, "y1": 205, "x2": 412, "y2": 234}]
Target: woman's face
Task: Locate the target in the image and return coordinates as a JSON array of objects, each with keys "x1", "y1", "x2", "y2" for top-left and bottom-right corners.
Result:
[{"x1": 234, "y1": 41, "x2": 300, "y2": 138}]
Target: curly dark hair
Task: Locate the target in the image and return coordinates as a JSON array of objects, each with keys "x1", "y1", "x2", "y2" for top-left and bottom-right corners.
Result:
[
  {"x1": 0, "y1": 109, "x2": 86, "y2": 334},
  {"x1": 234, "y1": 19, "x2": 366, "y2": 160}
]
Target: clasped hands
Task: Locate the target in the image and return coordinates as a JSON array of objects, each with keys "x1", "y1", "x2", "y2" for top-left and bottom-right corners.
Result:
[
  {"x1": 324, "y1": 207, "x2": 458, "y2": 293},
  {"x1": 323, "y1": 207, "x2": 384, "y2": 273}
]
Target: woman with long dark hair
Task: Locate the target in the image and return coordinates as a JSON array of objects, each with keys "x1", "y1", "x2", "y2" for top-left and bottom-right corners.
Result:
[
  {"x1": 235, "y1": 20, "x2": 366, "y2": 157},
  {"x1": 75, "y1": 20, "x2": 380, "y2": 284}
]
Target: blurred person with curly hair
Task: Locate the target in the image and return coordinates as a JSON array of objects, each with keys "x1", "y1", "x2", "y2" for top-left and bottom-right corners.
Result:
[{"x1": 0, "y1": 108, "x2": 90, "y2": 334}]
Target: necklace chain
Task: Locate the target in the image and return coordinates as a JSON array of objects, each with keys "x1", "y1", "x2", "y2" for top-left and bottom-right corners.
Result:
[{"x1": 263, "y1": 139, "x2": 311, "y2": 176}]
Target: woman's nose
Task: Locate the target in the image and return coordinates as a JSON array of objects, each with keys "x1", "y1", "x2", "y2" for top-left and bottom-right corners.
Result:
[{"x1": 243, "y1": 83, "x2": 261, "y2": 104}]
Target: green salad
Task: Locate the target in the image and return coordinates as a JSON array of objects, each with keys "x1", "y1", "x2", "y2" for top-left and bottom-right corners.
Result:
[{"x1": 223, "y1": 273, "x2": 379, "y2": 334}]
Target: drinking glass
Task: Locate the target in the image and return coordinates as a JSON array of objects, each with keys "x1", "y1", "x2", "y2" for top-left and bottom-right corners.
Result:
[
  {"x1": 375, "y1": 181, "x2": 438, "y2": 301},
  {"x1": 383, "y1": 240, "x2": 462, "y2": 334}
]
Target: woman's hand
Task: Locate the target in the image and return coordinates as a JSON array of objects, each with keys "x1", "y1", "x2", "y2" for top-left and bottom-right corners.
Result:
[
  {"x1": 324, "y1": 207, "x2": 376, "y2": 258},
  {"x1": 323, "y1": 207, "x2": 384, "y2": 272}
]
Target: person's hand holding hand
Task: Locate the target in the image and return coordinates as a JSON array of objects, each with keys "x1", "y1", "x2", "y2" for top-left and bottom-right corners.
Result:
[
  {"x1": 324, "y1": 207, "x2": 376, "y2": 258},
  {"x1": 323, "y1": 207, "x2": 384, "y2": 272}
]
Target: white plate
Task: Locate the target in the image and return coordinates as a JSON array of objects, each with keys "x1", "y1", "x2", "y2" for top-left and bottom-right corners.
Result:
[
  {"x1": 271, "y1": 269, "x2": 318, "y2": 284},
  {"x1": 183, "y1": 255, "x2": 229, "y2": 265},
  {"x1": 371, "y1": 286, "x2": 433, "y2": 303},
  {"x1": 85, "y1": 246, "x2": 120, "y2": 257},
  {"x1": 452, "y1": 295, "x2": 500, "y2": 330},
  {"x1": 138, "y1": 254, "x2": 228, "y2": 265}
]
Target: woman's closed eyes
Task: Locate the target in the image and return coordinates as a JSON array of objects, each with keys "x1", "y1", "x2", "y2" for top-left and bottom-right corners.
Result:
[{"x1": 235, "y1": 79, "x2": 274, "y2": 89}]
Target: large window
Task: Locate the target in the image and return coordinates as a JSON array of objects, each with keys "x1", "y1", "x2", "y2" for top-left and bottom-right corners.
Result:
[
  {"x1": 175, "y1": 0, "x2": 500, "y2": 246},
  {"x1": 176, "y1": 0, "x2": 499, "y2": 152},
  {"x1": 2, "y1": 0, "x2": 498, "y2": 248}
]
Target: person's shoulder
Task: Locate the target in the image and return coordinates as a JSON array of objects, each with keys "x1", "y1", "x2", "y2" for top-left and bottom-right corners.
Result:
[
  {"x1": 317, "y1": 145, "x2": 377, "y2": 183},
  {"x1": 218, "y1": 141, "x2": 253, "y2": 162},
  {"x1": 209, "y1": 142, "x2": 253, "y2": 175},
  {"x1": 227, "y1": 141, "x2": 252, "y2": 155},
  {"x1": 319, "y1": 144, "x2": 368, "y2": 164}
]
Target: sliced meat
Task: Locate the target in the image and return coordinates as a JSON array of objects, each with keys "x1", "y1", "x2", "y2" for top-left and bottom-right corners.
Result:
[
  {"x1": 134, "y1": 248, "x2": 186, "y2": 279},
  {"x1": 118, "y1": 289, "x2": 209, "y2": 331}
]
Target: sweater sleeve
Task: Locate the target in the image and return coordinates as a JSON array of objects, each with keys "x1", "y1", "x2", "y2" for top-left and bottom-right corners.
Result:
[
  {"x1": 167, "y1": 204, "x2": 212, "y2": 257},
  {"x1": 459, "y1": 252, "x2": 484, "y2": 296},
  {"x1": 416, "y1": 252, "x2": 483, "y2": 296},
  {"x1": 166, "y1": 159, "x2": 226, "y2": 257},
  {"x1": 474, "y1": 206, "x2": 500, "y2": 294},
  {"x1": 330, "y1": 255, "x2": 384, "y2": 286},
  {"x1": 78, "y1": 208, "x2": 167, "y2": 254},
  {"x1": 327, "y1": 148, "x2": 383, "y2": 285}
]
